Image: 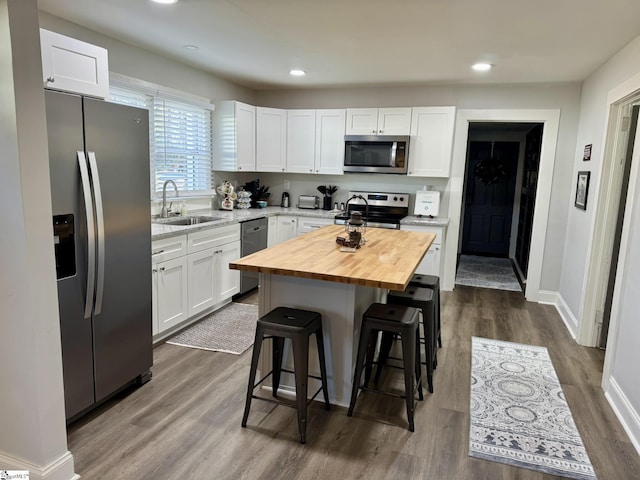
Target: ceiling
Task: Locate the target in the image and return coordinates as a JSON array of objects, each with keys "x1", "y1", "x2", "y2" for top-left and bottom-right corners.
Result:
[{"x1": 38, "y1": 0, "x2": 640, "y2": 91}]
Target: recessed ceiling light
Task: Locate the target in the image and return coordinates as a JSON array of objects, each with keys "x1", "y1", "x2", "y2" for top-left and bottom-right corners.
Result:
[
  {"x1": 151, "y1": 0, "x2": 178, "y2": 4},
  {"x1": 290, "y1": 69, "x2": 306, "y2": 77},
  {"x1": 472, "y1": 63, "x2": 492, "y2": 72},
  {"x1": 183, "y1": 44, "x2": 199, "y2": 50}
]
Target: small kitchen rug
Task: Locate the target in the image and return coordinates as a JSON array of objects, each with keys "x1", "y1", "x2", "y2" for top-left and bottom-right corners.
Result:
[
  {"x1": 469, "y1": 337, "x2": 596, "y2": 479},
  {"x1": 456, "y1": 255, "x2": 521, "y2": 292},
  {"x1": 167, "y1": 303, "x2": 258, "y2": 354}
]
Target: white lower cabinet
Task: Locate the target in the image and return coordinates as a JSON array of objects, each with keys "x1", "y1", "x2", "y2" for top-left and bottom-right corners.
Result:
[
  {"x1": 401, "y1": 225, "x2": 445, "y2": 278},
  {"x1": 267, "y1": 216, "x2": 278, "y2": 247},
  {"x1": 186, "y1": 224, "x2": 241, "y2": 320},
  {"x1": 217, "y1": 241, "x2": 241, "y2": 300},
  {"x1": 276, "y1": 216, "x2": 298, "y2": 243},
  {"x1": 187, "y1": 248, "x2": 216, "y2": 318},
  {"x1": 152, "y1": 235, "x2": 189, "y2": 336},
  {"x1": 297, "y1": 217, "x2": 334, "y2": 235},
  {"x1": 152, "y1": 225, "x2": 241, "y2": 338}
]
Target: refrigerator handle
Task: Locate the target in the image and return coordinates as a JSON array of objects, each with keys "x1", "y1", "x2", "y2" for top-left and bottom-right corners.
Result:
[
  {"x1": 77, "y1": 151, "x2": 96, "y2": 319},
  {"x1": 87, "y1": 151, "x2": 105, "y2": 315}
]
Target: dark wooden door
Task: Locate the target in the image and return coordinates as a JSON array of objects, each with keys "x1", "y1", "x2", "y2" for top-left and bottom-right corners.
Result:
[
  {"x1": 515, "y1": 125, "x2": 543, "y2": 277},
  {"x1": 462, "y1": 141, "x2": 519, "y2": 256}
]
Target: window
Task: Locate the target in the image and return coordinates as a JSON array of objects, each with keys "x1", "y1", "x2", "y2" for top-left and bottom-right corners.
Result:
[{"x1": 108, "y1": 77, "x2": 214, "y2": 197}]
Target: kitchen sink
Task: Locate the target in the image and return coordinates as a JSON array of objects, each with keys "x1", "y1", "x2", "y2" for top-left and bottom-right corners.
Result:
[{"x1": 153, "y1": 215, "x2": 224, "y2": 226}]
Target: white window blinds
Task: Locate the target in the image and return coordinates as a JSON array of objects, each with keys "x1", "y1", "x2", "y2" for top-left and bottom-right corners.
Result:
[
  {"x1": 108, "y1": 80, "x2": 214, "y2": 196},
  {"x1": 153, "y1": 98, "x2": 212, "y2": 194}
]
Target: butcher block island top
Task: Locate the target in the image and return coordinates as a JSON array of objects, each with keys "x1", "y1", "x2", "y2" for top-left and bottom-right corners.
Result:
[{"x1": 230, "y1": 225, "x2": 435, "y2": 291}]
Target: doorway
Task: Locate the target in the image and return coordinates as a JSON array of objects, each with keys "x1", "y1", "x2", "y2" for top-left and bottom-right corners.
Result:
[
  {"x1": 462, "y1": 140, "x2": 519, "y2": 257},
  {"x1": 599, "y1": 104, "x2": 638, "y2": 348},
  {"x1": 457, "y1": 122, "x2": 543, "y2": 291},
  {"x1": 444, "y1": 108, "x2": 561, "y2": 302},
  {"x1": 582, "y1": 95, "x2": 640, "y2": 349}
]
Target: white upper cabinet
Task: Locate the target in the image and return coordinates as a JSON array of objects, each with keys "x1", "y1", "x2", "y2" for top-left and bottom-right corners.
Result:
[
  {"x1": 346, "y1": 107, "x2": 412, "y2": 135},
  {"x1": 256, "y1": 107, "x2": 287, "y2": 172},
  {"x1": 40, "y1": 29, "x2": 109, "y2": 99},
  {"x1": 345, "y1": 108, "x2": 378, "y2": 135},
  {"x1": 286, "y1": 109, "x2": 345, "y2": 175},
  {"x1": 408, "y1": 106, "x2": 456, "y2": 177},
  {"x1": 315, "y1": 109, "x2": 346, "y2": 175},
  {"x1": 214, "y1": 101, "x2": 256, "y2": 172},
  {"x1": 286, "y1": 109, "x2": 316, "y2": 173}
]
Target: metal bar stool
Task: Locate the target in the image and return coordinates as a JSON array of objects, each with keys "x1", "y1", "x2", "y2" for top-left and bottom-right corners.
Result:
[
  {"x1": 409, "y1": 274, "x2": 441, "y2": 348},
  {"x1": 347, "y1": 303, "x2": 423, "y2": 432},
  {"x1": 241, "y1": 307, "x2": 330, "y2": 444},
  {"x1": 386, "y1": 286, "x2": 436, "y2": 393}
]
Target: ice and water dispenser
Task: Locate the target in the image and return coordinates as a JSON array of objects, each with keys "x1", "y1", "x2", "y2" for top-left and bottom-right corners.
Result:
[{"x1": 53, "y1": 214, "x2": 76, "y2": 279}]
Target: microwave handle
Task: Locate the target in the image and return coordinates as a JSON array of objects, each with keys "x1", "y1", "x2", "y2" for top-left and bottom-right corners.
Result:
[{"x1": 390, "y1": 141, "x2": 397, "y2": 167}]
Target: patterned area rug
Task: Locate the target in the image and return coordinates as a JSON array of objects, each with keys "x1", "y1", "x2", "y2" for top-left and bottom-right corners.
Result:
[
  {"x1": 456, "y1": 255, "x2": 522, "y2": 291},
  {"x1": 167, "y1": 303, "x2": 258, "y2": 354},
  {"x1": 469, "y1": 337, "x2": 596, "y2": 479}
]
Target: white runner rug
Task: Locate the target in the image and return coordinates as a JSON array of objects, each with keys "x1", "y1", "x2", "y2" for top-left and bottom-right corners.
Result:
[{"x1": 469, "y1": 337, "x2": 596, "y2": 479}]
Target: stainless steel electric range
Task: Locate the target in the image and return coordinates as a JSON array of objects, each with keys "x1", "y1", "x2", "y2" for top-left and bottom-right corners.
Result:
[{"x1": 334, "y1": 191, "x2": 409, "y2": 230}]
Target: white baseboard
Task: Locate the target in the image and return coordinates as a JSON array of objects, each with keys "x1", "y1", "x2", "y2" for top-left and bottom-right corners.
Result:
[
  {"x1": 547, "y1": 292, "x2": 579, "y2": 339},
  {"x1": 537, "y1": 289, "x2": 558, "y2": 305},
  {"x1": 0, "y1": 450, "x2": 78, "y2": 480},
  {"x1": 605, "y1": 377, "x2": 640, "y2": 456}
]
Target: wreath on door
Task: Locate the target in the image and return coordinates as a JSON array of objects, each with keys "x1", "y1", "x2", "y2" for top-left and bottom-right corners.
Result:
[
  {"x1": 475, "y1": 157, "x2": 507, "y2": 184},
  {"x1": 475, "y1": 142, "x2": 507, "y2": 184}
]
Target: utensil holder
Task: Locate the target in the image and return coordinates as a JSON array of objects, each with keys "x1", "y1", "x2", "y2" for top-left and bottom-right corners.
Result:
[{"x1": 323, "y1": 196, "x2": 332, "y2": 210}]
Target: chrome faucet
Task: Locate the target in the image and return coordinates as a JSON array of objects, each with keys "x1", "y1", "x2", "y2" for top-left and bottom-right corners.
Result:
[{"x1": 160, "y1": 180, "x2": 179, "y2": 218}]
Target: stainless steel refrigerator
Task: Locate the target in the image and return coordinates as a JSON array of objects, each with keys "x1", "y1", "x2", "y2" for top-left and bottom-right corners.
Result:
[{"x1": 46, "y1": 89, "x2": 153, "y2": 421}]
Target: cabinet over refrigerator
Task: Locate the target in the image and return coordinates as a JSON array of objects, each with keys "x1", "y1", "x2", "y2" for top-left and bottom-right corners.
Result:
[{"x1": 47, "y1": 90, "x2": 153, "y2": 421}]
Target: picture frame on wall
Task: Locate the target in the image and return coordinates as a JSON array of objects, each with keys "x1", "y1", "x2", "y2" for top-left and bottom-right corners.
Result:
[{"x1": 575, "y1": 171, "x2": 590, "y2": 210}]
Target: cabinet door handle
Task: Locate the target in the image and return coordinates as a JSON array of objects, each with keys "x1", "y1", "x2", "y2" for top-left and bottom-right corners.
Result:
[
  {"x1": 160, "y1": 267, "x2": 165, "y2": 271},
  {"x1": 152, "y1": 268, "x2": 158, "y2": 273},
  {"x1": 46, "y1": 76, "x2": 55, "y2": 83},
  {"x1": 152, "y1": 249, "x2": 165, "y2": 255}
]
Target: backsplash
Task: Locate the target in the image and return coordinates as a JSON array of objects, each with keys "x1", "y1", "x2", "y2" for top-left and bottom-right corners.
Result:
[{"x1": 151, "y1": 171, "x2": 450, "y2": 217}]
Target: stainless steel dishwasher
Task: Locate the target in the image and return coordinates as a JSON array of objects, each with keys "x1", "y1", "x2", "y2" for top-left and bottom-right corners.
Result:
[{"x1": 239, "y1": 217, "x2": 268, "y2": 295}]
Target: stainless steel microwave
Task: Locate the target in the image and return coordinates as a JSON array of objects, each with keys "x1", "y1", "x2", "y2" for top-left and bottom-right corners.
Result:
[{"x1": 343, "y1": 135, "x2": 410, "y2": 174}]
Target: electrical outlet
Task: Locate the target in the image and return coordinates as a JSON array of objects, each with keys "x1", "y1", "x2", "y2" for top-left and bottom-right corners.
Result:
[{"x1": 283, "y1": 180, "x2": 290, "y2": 190}]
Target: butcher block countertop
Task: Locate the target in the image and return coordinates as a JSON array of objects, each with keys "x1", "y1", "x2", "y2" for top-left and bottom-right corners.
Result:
[{"x1": 230, "y1": 225, "x2": 435, "y2": 291}]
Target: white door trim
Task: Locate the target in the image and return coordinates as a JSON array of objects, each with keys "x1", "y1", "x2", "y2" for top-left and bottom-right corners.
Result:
[
  {"x1": 580, "y1": 72, "x2": 640, "y2": 349},
  {"x1": 444, "y1": 109, "x2": 561, "y2": 302}
]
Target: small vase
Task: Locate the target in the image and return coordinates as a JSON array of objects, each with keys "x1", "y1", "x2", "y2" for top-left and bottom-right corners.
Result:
[{"x1": 323, "y1": 196, "x2": 332, "y2": 210}]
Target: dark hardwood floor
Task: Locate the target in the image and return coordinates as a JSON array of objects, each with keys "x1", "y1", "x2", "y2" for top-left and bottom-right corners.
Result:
[{"x1": 67, "y1": 286, "x2": 640, "y2": 479}]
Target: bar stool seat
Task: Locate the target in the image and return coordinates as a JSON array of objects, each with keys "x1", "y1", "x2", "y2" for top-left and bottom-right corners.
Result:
[
  {"x1": 409, "y1": 274, "x2": 441, "y2": 348},
  {"x1": 348, "y1": 303, "x2": 423, "y2": 432},
  {"x1": 241, "y1": 306, "x2": 330, "y2": 444},
  {"x1": 386, "y1": 287, "x2": 436, "y2": 393}
]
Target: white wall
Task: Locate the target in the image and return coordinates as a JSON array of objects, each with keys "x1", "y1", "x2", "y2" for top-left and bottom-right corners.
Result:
[
  {"x1": 257, "y1": 84, "x2": 581, "y2": 292},
  {"x1": 561, "y1": 35, "x2": 640, "y2": 451},
  {"x1": 38, "y1": 12, "x2": 256, "y2": 105},
  {"x1": 0, "y1": 1, "x2": 76, "y2": 478}
]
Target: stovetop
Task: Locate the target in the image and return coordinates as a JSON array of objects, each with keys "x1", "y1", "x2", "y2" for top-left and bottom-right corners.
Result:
[{"x1": 334, "y1": 191, "x2": 409, "y2": 229}]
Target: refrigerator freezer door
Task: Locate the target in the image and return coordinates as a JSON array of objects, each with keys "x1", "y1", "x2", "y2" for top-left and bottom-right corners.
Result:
[
  {"x1": 45, "y1": 90, "x2": 95, "y2": 418},
  {"x1": 83, "y1": 97, "x2": 152, "y2": 402}
]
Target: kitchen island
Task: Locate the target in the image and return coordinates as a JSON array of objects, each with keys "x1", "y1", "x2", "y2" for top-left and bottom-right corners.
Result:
[{"x1": 230, "y1": 224, "x2": 435, "y2": 406}]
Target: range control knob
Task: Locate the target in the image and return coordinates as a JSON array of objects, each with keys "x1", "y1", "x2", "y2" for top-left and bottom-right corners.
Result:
[
  {"x1": 393, "y1": 196, "x2": 398, "y2": 201},
  {"x1": 400, "y1": 196, "x2": 405, "y2": 202}
]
